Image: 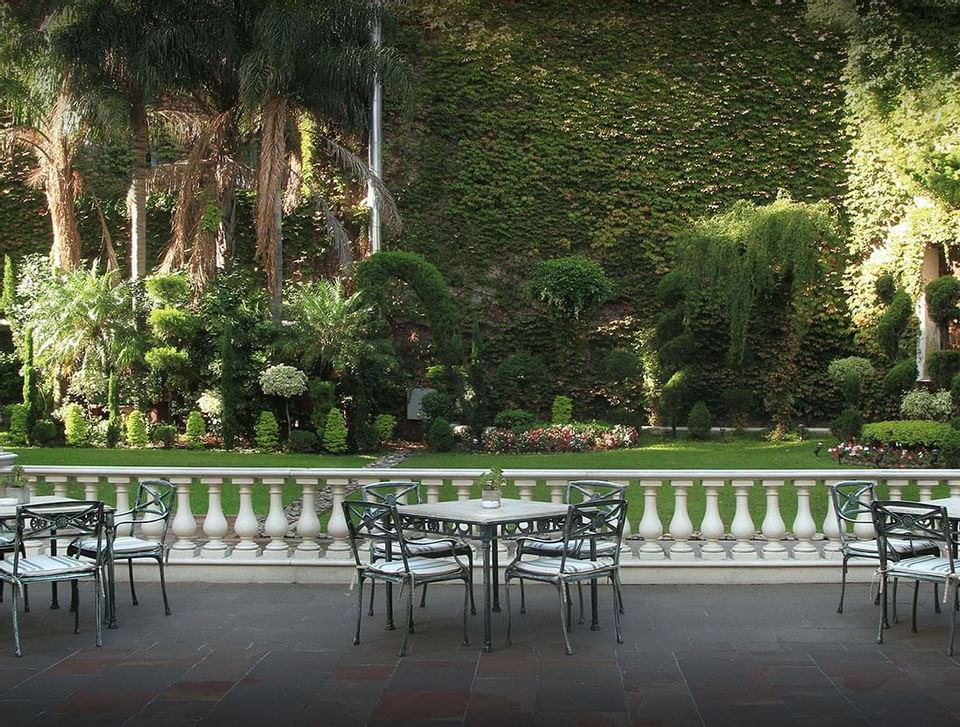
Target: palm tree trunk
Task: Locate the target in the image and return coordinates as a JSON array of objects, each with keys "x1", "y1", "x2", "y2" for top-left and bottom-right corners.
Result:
[
  {"x1": 256, "y1": 97, "x2": 288, "y2": 320},
  {"x1": 129, "y1": 96, "x2": 149, "y2": 280},
  {"x1": 45, "y1": 164, "x2": 81, "y2": 271}
]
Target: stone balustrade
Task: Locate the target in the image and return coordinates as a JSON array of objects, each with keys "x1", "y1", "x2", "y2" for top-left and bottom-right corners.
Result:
[{"x1": 8, "y1": 465, "x2": 960, "y2": 583}]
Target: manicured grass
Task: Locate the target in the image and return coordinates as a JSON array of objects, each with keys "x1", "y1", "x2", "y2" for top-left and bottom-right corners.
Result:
[{"x1": 9, "y1": 446, "x2": 374, "y2": 468}]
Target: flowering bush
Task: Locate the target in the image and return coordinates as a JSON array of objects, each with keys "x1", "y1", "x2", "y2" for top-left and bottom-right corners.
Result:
[
  {"x1": 259, "y1": 364, "x2": 308, "y2": 398},
  {"x1": 482, "y1": 423, "x2": 639, "y2": 454},
  {"x1": 828, "y1": 440, "x2": 941, "y2": 468}
]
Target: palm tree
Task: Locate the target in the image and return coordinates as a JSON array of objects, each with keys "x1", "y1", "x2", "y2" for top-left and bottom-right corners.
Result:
[
  {"x1": 0, "y1": 12, "x2": 85, "y2": 270},
  {"x1": 51, "y1": 0, "x2": 201, "y2": 280}
]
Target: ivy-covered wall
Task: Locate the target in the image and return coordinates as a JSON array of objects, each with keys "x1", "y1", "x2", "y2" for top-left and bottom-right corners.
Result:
[{"x1": 384, "y1": 0, "x2": 850, "y2": 419}]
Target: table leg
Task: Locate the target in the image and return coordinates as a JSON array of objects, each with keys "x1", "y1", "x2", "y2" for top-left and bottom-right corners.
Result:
[
  {"x1": 50, "y1": 537, "x2": 60, "y2": 610},
  {"x1": 385, "y1": 582, "x2": 395, "y2": 630},
  {"x1": 106, "y1": 514, "x2": 117, "y2": 629},
  {"x1": 491, "y1": 534, "x2": 501, "y2": 612},
  {"x1": 482, "y1": 528, "x2": 492, "y2": 653}
]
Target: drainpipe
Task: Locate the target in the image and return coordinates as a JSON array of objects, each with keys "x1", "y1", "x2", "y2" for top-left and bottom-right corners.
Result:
[{"x1": 367, "y1": 2, "x2": 383, "y2": 255}]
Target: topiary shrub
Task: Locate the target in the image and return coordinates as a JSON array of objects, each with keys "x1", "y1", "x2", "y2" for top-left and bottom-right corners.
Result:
[
  {"x1": 659, "y1": 368, "x2": 690, "y2": 433},
  {"x1": 831, "y1": 407, "x2": 864, "y2": 441},
  {"x1": 900, "y1": 390, "x2": 954, "y2": 421},
  {"x1": 288, "y1": 429, "x2": 318, "y2": 453},
  {"x1": 927, "y1": 350, "x2": 960, "y2": 390},
  {"x1": 876, "y1": 291, "x2": 914, "y2": 361},
  {"x1": 126, "y1": 410, "x2": 148, "y2": 448},
  {"x1": 354, "y1": 420, "x2": 380, "y2": 453},
  {"x1": 64, "y1": 403, "x2": 89, "y2": 447},
  {"x1": 863, "y1": 420, "x2": 960, "y2": 449},
  {"x1": 926, "y1": 276, "x2": 960, "y2": 327},
  {"x1": 494, "y1": 352, "x2": 549, "y2": 413},
  {"x1": 185, "y1": 411, "x2": 206, "y2": 449},
  {"x1": 150, "y1": 423, "x2": 177, "y2": 448},
  {"x1": 494, "y1": 409, "x2": 536, "y2": 430},
  {"x1": 875, "y1": 273, "x2": 896, "y2": 305},
  {"x1": 256, "y1": 411, "x2": 280, "y2": 452},
  {"x1": 426, "y1": 416, "x2": 455, "y2": 451},
  {"x1": 373, "y1": 414, "x2": 397, "y2": 443},
  {"x1": 687, "y1": 401, "x2": 713, "y2": 440},
  {"x1": 6, "y1": 404, "x2": 28, "y2": 446},
  {"x1": 551, "y1": 395, "x2": 573, "y2": 425},
  {"x1": 322, "y1": 408, "x2": 348, "y2": 453},
  {"x1": 883, "y1": 359, "x2": 917, "y2": 394},
  {"x1": 827, "y1": 356, "x2": 875, "y2": 387},
  {"x1": 419, "y1": 391, "x2": 459, "y2": 422},
  {"x1": 309, "y1": 379, "x2": 336, "y2": 439},
  {"x1": 30, "y1": 419, "x2": 56, "y2": 446},
  {"x1": 527, "y1": 256, "x2": 613, "y2": 319}
]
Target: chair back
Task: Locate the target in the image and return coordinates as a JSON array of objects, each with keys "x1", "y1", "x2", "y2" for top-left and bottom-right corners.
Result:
[
  {"x1": 566, "y1": 480, "x2": 626, "y2": 505},
  {"x1": 871, "y1": 500, "x2": 952, "y2": 570},
  {"x1": 360, "y1": 480, "x2": 422, "y2": 506},
  {"x1": 831, "y1": 480, "x2": 877, "y2": 545},
  {"x1": 11, "y1": 501, "x2": 106, "y2": 573},
  {"x1": 129, "y1": 480, "x2": 176, "y2": 542},
  {"x1": 342, "y1": 500, "x2": 412, "y2": 570},
  {"x1": 560, "y1": 498, "x2": 627, "y2": 571}
]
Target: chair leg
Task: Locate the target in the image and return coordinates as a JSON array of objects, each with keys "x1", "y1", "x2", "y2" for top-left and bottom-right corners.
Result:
[
  {"x1": 368, "y1": 580, "x2": 376, "y2": 617},
  {"x1": 72, "y1": 580, "x2": 80, "y2": 634},
  {"x1": 577, "y1": 582, "x2": 585, "y2": 625},
  {"x1": 564, "y1": 584, "x2": 572, "y2": 632},
  {"x1": 128, "y1": 560, "x2": 138, "y2": 606},
  {"x1": 13, "y1": 582, "x2": 22, "y2": 657},
  {"x1": 505, "y1": 575, "x2": 513, "y2": 646},
  {"x1": 419, "y1": 583, "x2": 428, "y2": 608},
  {"x1": 520, "y1": 578, "x2": 526, "y2": 614},
  {"x1": 892, "y1": 578, "x2": 899, "y2": 625},
  {"x1": 838, "y1": 557, "x2": 848, "y2": 613},
  {"x1": 354, "y1": 576, "x2": 364, "y2": 645},
  {"x1": 612, "y1": 572, "x2": 623, "y2": 645},
  {"x1": 462, "y1": 578, "x2": 470, "y2": 647},
  {"x1": 94, "y1": 574, "x2": 103, "y2": 648},
  {"x1": 935, "y1": 583, "x2": 941, "y2": 614},
  {"x1": 912, "y1": 580, "x2": 920, "y2": 633},
  {"x1": 23, "y1": 583, "x2": 29, "y2": 612},
  {"x1": 877, "y1": 574, "x2": 887, "y2": 645},
  {"x1": 399, "y1": 578, "x2": 413, "y2": 657},
  {"x1": 948, "y1": 583, "x2": 958, "y2": 657},
  {"x1": 466, "y1": 549, "x2": 476, "y2": 615},
  {"x1": 158, "y1": 557, "x2": 172, "y2": 615},
  {"x1": 559, "y1": 583, "x2": 573, "y2": 656}
]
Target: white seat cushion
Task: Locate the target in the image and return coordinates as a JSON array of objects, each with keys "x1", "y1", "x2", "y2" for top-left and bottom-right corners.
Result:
[
  {"x1": 888, "y1": 554, "x2": 956, "y2": 579},
  {"x1": 846, "y1": 537, "x2": 938, "y2": 558},
  {"x1": 368, "y1": 556, "x2": 464, "y2": 578},
  {"x1": 75, "y1": 536, "x2": 159, "y2": 554},
  {"x1": 524, "y1": 538, "x2": 617, "y2": 556},
  {"x1": 0, "y1": 554, "x2": 96, "y2": 578},
  {"x1": 512, "y1": 556, "x2": 615, "y2": 577}
]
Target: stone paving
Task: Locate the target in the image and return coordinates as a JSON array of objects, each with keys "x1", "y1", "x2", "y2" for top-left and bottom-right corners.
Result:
[{"x1": 3, "y1": 581, "x2": 960, "y2": 726}]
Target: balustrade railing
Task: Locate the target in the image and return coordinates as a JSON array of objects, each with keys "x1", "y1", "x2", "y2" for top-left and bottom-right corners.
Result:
[{"x1": 5, "y1": 466, "x2": 960, "y2": 571}]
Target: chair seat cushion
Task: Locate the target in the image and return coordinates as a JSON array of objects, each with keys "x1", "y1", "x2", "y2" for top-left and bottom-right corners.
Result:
[
  {"x1": 75, "y1": 535, "x2": 159, "y2": 555},
  {"x1": 512, "y1": 556, "x2": 615, "y2": 577},
  {"x1": 0, "y1": 554, "x2": 96, "y2": 578},
  {"x1": 368, "y1": 556, "x2": 464, "y2": 578},
  {"x1": 888, "y1": 554, "x2": 956, "y2": 579},
  {"x1": 523, "y1": 538, "x2": 617, "y2": 557},
  {"x1": 846, "y1": 537, "x2": 938, "y2": 558},
  {"x1": 373, "y1": 537, "x2": 464, "y2": 557}
]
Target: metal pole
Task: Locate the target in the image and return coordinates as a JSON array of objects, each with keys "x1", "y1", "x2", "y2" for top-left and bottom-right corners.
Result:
[{"x1": 368, "y1": 4, "x2": 383, "y2": 255}]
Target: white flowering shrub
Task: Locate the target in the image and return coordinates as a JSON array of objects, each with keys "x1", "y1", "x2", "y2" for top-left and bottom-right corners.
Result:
[
  {"x1": 197, "y1": 390, "x2": 223, "y2": 417},
  {"x1": 259, "y1": 365, "x2": 308, "y2": 398},
  {"x1": 900, "y1": 389, "x2": 954, "y2": 422}
]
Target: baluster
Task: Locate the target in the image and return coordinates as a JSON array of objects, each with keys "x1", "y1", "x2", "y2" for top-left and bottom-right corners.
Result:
[
  {"x1": 948, "y1": 478, "x2": 960, "y2": 498},
  {"x1": 821, "y1": 479, "x2": 841, "y2": 559},
  {"x1": 24, "y1": 472, "x2": 39, "y2": 500},
  {"x1": 423, "y1": 478, "x2": 442, "y2": 504},
  {"x1": 231, "y1": 478, "x2": 260, "y2": 559},
  {"x1": 49, "y1": 476, "x2": 68, "y2": 498},
  {"x1": 262, "y1": 477, "x2": 290, "y2": 559},
  {"x1": 78, "y1": 475, "x2": 99, "y2": 501},
  {"x1": 852, "y1": 485, "x2": 875, "y2": 540},
  {"x1": 515, "y1": 477, "x2": 536, "y2": 501},
  {"x1": 169, "y1": 478, "x2": 198, "y2": 560},
  {"x1": 792, "y1": 479, "x2": 818, "y2": 560},
  {"x1": 699, "y1": 479, "x2": 725, "y2": 560},
  {"x1": 886, "y1": 478, "x2": 906, "y2": 500},
  {"x1": 636, "y1": 479, "x2": 664, "y2": 559},
  {"x1": 609, "y1": 479, "x2": 633, "y2": 556},
  {"x1": 202, "y1": 478, "x2": 229, "y2": 558},
  {"x1": 108, "y1": 476, "x2": 134, "y2": 537},
  {"x1": 452, "y1": 478, "x2": 473, "y2": 501},
  {"x1": 547, "y1": 478, "x2": 566, "y2": 504},
  {"x1": 668, "y1": 480, "x2": 694, "y2": 560},
  {"x1": 294, "y1": 479, "x2": 322, "y2": 559},
  {"x1": 324, "y1": 477, "x2": 352, "y2": 559},
  {"x1": 917, "y1": 478, "x2": 934, "y2": 501},
  {"x1": 730, "y1": 479, "x2": 757, "y2": 559},
  {"x1": 760, "y1": 479, "x2": 788, "y2": 560}
]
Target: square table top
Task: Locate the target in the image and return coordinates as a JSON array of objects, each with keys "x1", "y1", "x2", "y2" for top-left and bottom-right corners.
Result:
[{"x1": 399, "y1": 498, "x2": 570, "y2": 526}]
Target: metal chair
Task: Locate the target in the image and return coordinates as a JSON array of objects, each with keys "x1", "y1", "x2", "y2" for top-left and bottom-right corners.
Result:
[
  {"x1": 831, "y1": 481, "x2": 939, "y2": 617},
  {"x1": 504, "y1": 498, "x2": 627, "y2": 655},
  {"x1": 360, "y1": 480, "x2": 476, "y2": 616},
  {"x1": 69, "y1": 479, "x2": 176, "y2": 615},
  {"x1": 342, "y1": 499, "x2": 472, "y2": 657},
  {"x1": 518, "y1": 480, "x2": 627, "y2": 620},
  {"x1": 871, "y1": 500, "x2": 959, "y2": 655},
  {"x1": 0, "y1": 501, "x2": 107, "y2": 656}
]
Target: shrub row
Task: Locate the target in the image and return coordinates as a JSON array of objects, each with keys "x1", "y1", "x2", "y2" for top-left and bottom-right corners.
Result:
[{"x1": 482, "y1": 423, "x2": 639, "y2": 454}]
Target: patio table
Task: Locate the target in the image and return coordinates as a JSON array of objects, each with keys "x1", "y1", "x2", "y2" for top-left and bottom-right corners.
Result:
[
  {"x1": 398, "y1": 498, "x2": 569, "y2": 652},
  {"x1": 0, "y1": 495, "x2": 117, "y2": 629}
]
